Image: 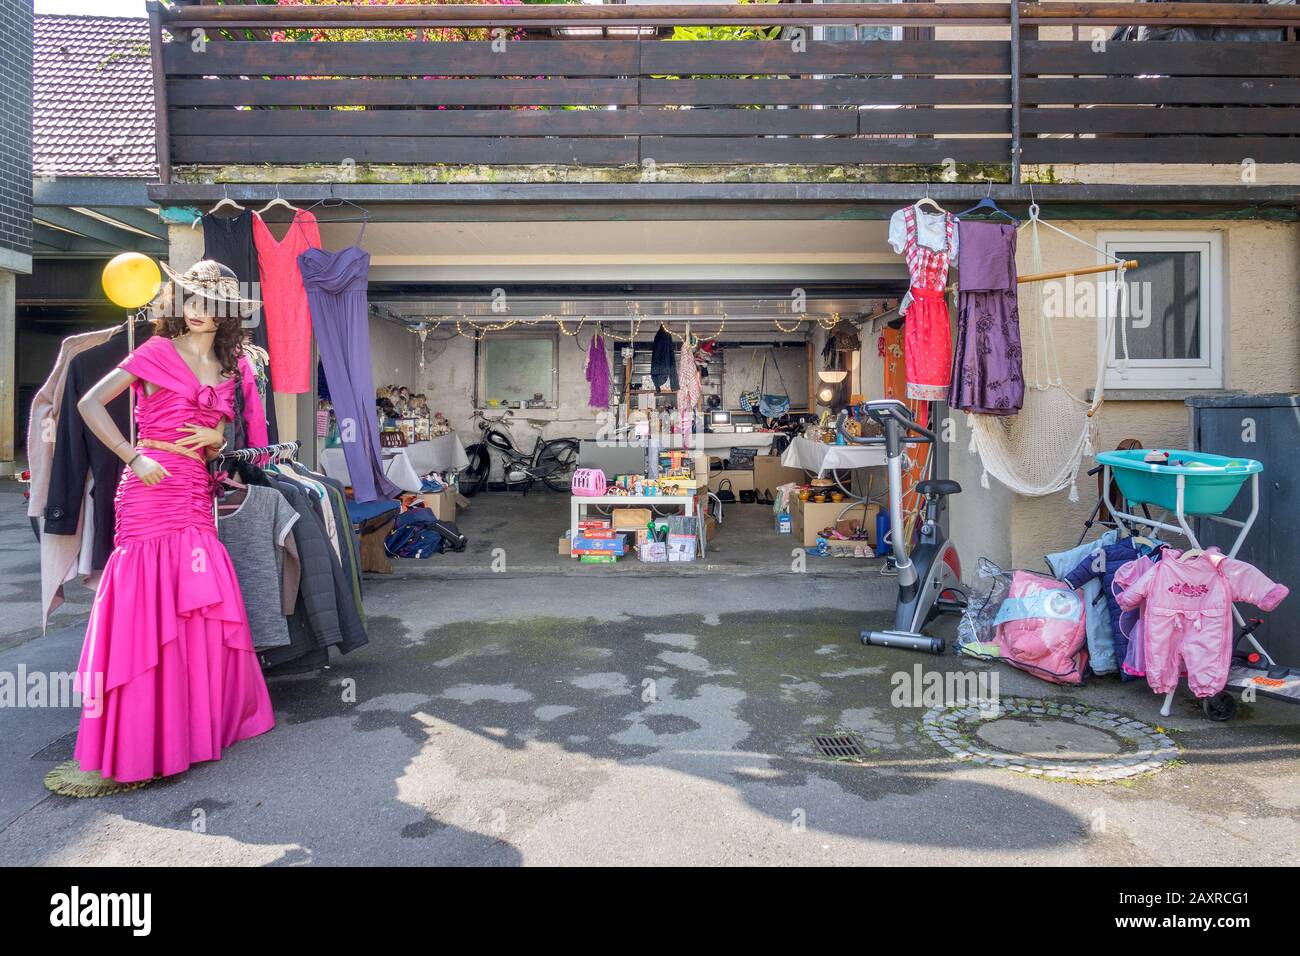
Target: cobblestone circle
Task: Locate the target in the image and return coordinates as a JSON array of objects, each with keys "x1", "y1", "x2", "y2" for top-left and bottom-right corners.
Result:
[{"x1": 921, "y1": 696, "x2": 1179, "y2": 782}]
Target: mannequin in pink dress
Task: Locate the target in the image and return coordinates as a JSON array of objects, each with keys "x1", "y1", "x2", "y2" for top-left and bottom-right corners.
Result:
[{"x1": 73, "y1": 261, "x2": 274, "y2": 783}]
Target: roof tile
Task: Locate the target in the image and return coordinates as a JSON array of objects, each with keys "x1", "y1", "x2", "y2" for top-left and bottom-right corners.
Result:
[{"x1": 33, "y1": 15, "x2": 157, "y2": 179}]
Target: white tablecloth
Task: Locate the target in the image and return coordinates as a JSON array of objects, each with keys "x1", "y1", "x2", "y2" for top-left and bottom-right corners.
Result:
[
  {"x1": 403, "y1": 434, "x2": 470, "y2": 473},
  {"x1": 319, "y1": 448, "x2": 423, "y2": 493},
  {"x1": 781, "y1": 435, "x2": 886, "y2": 476},
  {"x1": 318, "y1": 434, "x2": 470, "y2": 494}
]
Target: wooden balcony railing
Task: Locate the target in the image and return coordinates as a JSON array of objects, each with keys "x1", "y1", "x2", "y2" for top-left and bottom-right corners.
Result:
[{"x1": 148, "y1": 2, "x2": 1300, "y2": 185}]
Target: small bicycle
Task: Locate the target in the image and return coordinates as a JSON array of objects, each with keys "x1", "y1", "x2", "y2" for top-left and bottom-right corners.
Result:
[{"x1": 460, "y1": 409, "x2": 579, "y2": 496}]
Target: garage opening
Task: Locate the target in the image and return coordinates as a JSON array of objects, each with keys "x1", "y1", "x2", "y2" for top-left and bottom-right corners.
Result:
[{"x1": 329, "y1": 279, "x2": 906, "y2": 574}]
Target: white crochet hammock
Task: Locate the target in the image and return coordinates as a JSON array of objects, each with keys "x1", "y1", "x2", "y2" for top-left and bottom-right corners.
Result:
[{"x1": 967, "y1": 206, "x2": 1129, "y2": 503}]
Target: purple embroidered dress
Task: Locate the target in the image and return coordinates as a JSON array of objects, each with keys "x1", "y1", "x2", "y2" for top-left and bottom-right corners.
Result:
[{"x1": 950, "y1": 220, "x2": 1024, "y2": 415}]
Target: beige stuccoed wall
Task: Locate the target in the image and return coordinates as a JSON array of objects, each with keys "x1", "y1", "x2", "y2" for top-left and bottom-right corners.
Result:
[{"x1": 997, "y1": 219, "x2": 1300, "y2": 569}]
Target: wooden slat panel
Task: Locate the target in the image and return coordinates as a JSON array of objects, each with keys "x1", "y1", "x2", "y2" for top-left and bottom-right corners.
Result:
[
  {"x1": 172, "y1": 135, "x2": 640, "y2": 165},
  {"x1": 639, "y1": 40, "x2": 1010, "y2": 76},
  {"x1": 1022, "y1": 137, "x2": 1300, "y2": 164},
  {"x1": 169, "y1": 107, "x2": 860, "y2": 137},
  {"x1": 162, "y1": 39, "x2": 639, "y2": 77},
  {"x1": 168, "y1": 78, "x2": 640, "y2": 107},
  {"x1": 641, "y1": 77, "x2": 1009, "y2": 106},
  {"x1": 1022, "y1": 41, "x2": 1300, "y2": 77},
  {"x1": 1023, "y1": 107, "x2": 1300, "y2": 135},
  {"x1": 858, "y1": 108, "x2": 1009, "y2": 134},
  {"x1": 640, "y1": 136, "x2": 1009, "y2": 164},
  {"x1": 1023, "y1": 77, "x2": 1300, "y2": 106}
]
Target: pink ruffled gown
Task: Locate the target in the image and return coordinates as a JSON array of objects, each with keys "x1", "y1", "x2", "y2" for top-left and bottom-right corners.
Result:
[{"x1": 73, "y1": 335, "x2": 275, "y2": 782}]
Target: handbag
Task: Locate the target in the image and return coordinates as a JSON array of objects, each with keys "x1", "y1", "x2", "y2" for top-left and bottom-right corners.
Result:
[
  {"x1": 715, "y1": 478, "x2": 736, "y2": 504},
  {"x1": 757, "y1": 349, "x2": 791, "y2": 419}
]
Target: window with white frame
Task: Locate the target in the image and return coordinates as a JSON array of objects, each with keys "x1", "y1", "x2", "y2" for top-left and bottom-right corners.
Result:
[
  {"x1": 1098, "y1": 232, "x2": 1224, "y2": 391},
  {"x1": 813, "y1": 0, "x2": 901, "y2": 43}
]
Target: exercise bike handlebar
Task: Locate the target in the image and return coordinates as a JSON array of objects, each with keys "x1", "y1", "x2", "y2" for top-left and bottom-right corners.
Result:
[{"x1": 835, "y1": 402, "x2": 935, "y2": 446}]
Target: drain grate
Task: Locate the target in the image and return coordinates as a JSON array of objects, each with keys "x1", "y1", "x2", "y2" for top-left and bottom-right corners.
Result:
[{"x1": 812, "y1": 733, "x2": 867, "y2": 759}]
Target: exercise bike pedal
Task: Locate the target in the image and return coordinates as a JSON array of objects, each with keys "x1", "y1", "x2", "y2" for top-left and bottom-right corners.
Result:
[{"x1": 863, "y1": 630, "x2": 946, "y2": 655}]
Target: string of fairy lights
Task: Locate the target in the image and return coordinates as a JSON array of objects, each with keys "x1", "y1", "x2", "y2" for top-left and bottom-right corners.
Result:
[{"x1": 401, "y1": 311, "x2": 844, "y2": 342}]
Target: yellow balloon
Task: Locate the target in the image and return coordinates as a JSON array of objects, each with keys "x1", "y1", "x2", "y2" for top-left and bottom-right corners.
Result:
[{"x1": 102, "y1": 253, "x2": 162, "y2": 310}]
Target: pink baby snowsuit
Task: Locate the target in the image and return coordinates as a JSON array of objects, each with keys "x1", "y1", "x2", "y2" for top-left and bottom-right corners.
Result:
[{"x1": 1116, "y1": 549, "x2": 1288, "y2": 698}]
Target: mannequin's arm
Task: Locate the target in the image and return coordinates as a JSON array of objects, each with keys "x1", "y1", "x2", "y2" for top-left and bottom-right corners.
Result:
[{"x1": 77, "y1": 368, "x2": 170, "y2": 486}]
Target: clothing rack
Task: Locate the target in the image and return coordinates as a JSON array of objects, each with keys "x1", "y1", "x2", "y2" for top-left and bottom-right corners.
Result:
[{"x1": 210, "y1": 440, "x2": 301, "y2": 469}]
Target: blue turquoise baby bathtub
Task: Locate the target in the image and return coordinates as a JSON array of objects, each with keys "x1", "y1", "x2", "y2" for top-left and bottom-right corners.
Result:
[{"x1": 1094, "y1": 449, "x2": 1262, "y2": 516}]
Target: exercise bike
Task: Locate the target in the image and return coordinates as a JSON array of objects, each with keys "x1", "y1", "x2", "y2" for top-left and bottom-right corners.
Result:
[{"x1": 836, "y1": 400, "x2": 968, "y2": 654}]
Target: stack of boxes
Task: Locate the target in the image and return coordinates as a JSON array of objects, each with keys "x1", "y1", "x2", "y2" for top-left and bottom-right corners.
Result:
[{"x1": 570, "y1": 517, "x2": 624, "y2": 563}]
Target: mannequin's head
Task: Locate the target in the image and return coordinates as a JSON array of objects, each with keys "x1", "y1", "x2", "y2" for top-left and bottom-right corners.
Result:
[{"x1": 153, "y1": 260, "x2": 252, "y2": 378}]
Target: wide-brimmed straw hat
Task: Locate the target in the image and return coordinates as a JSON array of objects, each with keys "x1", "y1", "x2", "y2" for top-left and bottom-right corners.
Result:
[{"x1": 159, "y1": 259, "x2": 260, "y2": 318}]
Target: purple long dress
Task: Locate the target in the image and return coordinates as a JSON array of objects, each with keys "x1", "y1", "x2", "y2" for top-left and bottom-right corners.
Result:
[
  {"x1": 950, "y1": 220, "x2": 1024, "y2": 415},
  {"x1": 299, "y1": 235, "x2": 402, "y2": 503}
]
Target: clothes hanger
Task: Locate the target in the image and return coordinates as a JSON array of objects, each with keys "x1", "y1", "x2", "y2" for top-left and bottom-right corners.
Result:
[
  {"x1": 256, "y1": 186, "x2": 298, "y2": 218},
  {"x1": 956, "y1": 179, "x2": 1018, "y2": 224},
  {"x1": 192, "y1": 187, "x2": 245, "y2": 228},
  {"x1": 913, "y1": 180, "x2": 945, "y2": 214},
  {"x1": 304, "y1": 195, "x2": 371, "y2": 224}
]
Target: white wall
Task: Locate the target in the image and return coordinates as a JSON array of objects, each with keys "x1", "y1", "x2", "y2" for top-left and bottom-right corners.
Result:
[
  {"x1": 408, "y1": 326, "x2": 816, "y2": 480},
  {"x1": 369, "y1": 315, "x2": 420, "y2": 395}
]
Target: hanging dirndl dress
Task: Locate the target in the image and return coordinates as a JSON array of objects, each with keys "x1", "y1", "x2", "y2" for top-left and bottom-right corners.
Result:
[{"x1": 898, "y1": 206, "x2": 956, "y2": 402}]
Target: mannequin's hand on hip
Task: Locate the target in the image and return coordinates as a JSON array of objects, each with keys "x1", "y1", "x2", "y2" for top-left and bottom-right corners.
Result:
[{"x1": 130, "y1": 455, "x2": 170, "y2": 486}]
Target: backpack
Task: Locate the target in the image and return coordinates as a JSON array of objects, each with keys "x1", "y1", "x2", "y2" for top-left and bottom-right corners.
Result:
[{"x1": 385, "y1": 505, "x2": 445, "y2": 559}]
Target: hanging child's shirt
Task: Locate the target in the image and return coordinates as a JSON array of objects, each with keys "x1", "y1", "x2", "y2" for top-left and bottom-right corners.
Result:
[
  {"x1": 1116, "y1": 548, "x2": 1288, "y2": 698},
  {"x1": 1063, "y1": 538, "x2": 1164, "y2": 680}
]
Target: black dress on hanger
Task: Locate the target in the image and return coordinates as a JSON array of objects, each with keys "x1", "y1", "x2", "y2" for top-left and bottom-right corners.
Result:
[{"x1": 202, "y1": 209, "x2": 279, "y2": 442}]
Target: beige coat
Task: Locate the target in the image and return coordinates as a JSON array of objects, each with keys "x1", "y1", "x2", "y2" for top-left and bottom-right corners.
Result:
[{"x1": 27, "y1": 326, "x2": 120, "y2": 631}]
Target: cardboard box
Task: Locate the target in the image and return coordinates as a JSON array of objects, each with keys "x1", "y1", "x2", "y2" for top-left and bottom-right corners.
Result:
[
  {"x1": 400, "y1": 490, "x2": 456, "y2": 521},
  {"x1": 558, "y1": 535, "x2": 571, "y2": 556},
  {"x1": 791, "y1": 497, "x2": 847, "y2": 547},
  {"x1": 572, "y1": 535, "x2": 624, "y2": 555},
  {"x1": 612, "y1": 507, "x2": 653, "y2": 531},
  {"x1": 834, "y1": 502, "x2": 881, "y2": 547},
  {"x1": 421, "y1": 489, "x2": 457, "y2": 521},
  {"x1": 656, "y1": 477, "x2": 699, "y2": 493},
  {"x1": 753, "y1": 455, "x2": 808, "y2": 499},
  {"x1": 708, "y1": 469, "x2": 754, "y2": 494}
]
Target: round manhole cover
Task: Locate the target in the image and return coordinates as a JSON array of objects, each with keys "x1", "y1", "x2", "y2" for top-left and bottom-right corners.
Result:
[
  {"x1": 976, "y1": 717, "x2": 1121, "y2": 761},
  {"x1": 922, "y1": 697, "x2": 1178, "y2": 782}
]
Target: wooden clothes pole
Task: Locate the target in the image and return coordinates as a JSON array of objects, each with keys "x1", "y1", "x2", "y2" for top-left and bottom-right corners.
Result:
[{"x1": 1017, "y1": 259, "x2": 1138, "y2": 285}]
